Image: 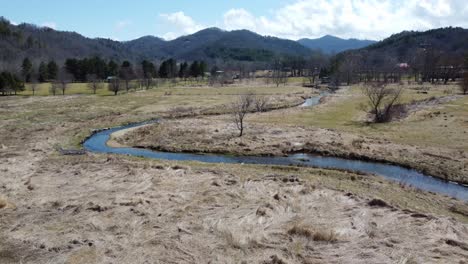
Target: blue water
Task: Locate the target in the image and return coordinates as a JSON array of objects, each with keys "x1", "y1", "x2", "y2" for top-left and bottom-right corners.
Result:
[
  {"x1": 83, "y1": 121, "x2": 468, "y2": 201},
  {"x1": 301, "y1": 92, "x2": 329, "y2": 107}
]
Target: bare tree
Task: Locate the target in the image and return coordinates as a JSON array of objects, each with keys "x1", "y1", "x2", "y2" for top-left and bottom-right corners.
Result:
[
  {"x1": 87, "y1": 74, "x2": 104, "y2": 94},
  {"x1": 31, "y1": 80, "x2": 39, "y2": 96},
  {"x1": 461, "y1": 71, "x2": 468, "y2": 95},
  {"x1": 49, "y1": 82, "x2": 59, "y2": 96},
  {"x1": 254, "y1": 95, "x2": 269, "y2": 112},
  {"x1": 108, "y1": 78, "x2": 121, "y2": 96},
  {"x1": 272, "y1": 61, "x2": 287, "y2": 87},
  {"x1": 57, "y1": 69, "x2": 71, "y2": 95},
  {"x1": 231, "y1": 93, "x2": 254, "y2": 137},
  {"x1": 361, "y1": 82, "x2": 404, "y2": 123}
]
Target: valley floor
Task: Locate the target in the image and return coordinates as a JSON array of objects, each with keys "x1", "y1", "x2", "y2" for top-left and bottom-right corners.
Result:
[{"x1": 1, "y1": 81, "x2": 467, "y2": 263}]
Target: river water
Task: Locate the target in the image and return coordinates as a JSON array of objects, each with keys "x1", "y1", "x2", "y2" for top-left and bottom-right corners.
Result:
[{"x1": 83, "y1": 93, "x2": 468, "y2": 200}]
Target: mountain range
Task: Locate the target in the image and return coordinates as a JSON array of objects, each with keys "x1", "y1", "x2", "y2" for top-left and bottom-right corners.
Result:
[
  {"x1": 1, "y1": 16, "x2": 466, "y2": 69},
  {"x1": 0, "y1": 17, "x2": 376, "y2": 66},
  {"x1": 298, "y1": 35, "x2": 376, "y2": 54}
]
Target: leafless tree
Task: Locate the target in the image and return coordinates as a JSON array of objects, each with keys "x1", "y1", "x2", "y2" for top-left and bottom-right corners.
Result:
[
  {"x1": 57, "y1": 69, "x2": 71, "y2": 95},
  {"x1": 30, "y1": 80, "x2": 39, "y2": 96},
  {"x1": 120, "y1": 67, "x2": 133, "y2": 92},
  {"x1": 143, "y1": 78, "x2": 154, "y2": 90},
  {"x1": 87, "y1": 74, "x2": 104, "y2": 94},
  {"x1": 461, "y1": 72, "x2": 468, "y2": 95},
  {"x1": 108, "y1": 78, "x2": 121, "y2": 96},
  {"x1": 49, "y1": 82, "x2": 59, "y2": 96},
  {"x1": 361, "y1": 82, "x2": 404, "y2": 123},
  {"x1": 231, "y1": 93, "x2": 254, "y2": 137},
  {"x1": 254, "y1": 95, "x2": 269, "y2": 112},
  {"x1": 271, "y1": 60, "x2": 287, "y2": 87}
]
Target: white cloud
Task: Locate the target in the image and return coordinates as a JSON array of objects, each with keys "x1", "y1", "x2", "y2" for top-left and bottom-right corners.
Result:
[
  {"x1": 159, "y1": 11, "x2": 204, "y2": 40},
  {"x1": 115, "y1": 20, "x2": 132, "y2": 30},
  {"x1": 221, "y1": 0, "x2": 468, "y2": 40},
  {"x1": 223, "y1": 9, "x2": 257, "y2": 31},
  {"x1": 158, "y1": 1, "x2": 468, "y2": 40},
  {"x1": 41, "y1": 21, "x2": 57, "y2": 29}
]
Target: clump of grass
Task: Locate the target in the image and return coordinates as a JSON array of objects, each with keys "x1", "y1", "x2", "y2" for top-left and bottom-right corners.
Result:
[
  {"x1": 449, "y1": 204, "x2": 468, "y2": 217},
  {"x1": 0, "y1": 199, "x2": 7, "y2": 209},
  {"x1": 287, "y1": 224, "x2": 313, "y2": 238},
  {"x1": 312, "y1": 229, "x2": 338, "y2": 242},
  {"x1": 368, "y1": 198, "x2": 388, "y2": 207},
  {"x1": 220, "y1": 229, "x2": 245, "y2": 250},
  {"x1": 351, "y1": 139, "x2": 365, "y2": 149},
  {"x1": 262, "y1": 255, "x2": 287, "y2": 264},
  {"x1": 287, "y1": 224, "x2": 338, "y2": 242}
]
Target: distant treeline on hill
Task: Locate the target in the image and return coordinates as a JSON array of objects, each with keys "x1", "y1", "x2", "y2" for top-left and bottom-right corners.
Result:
[{"x1": 11, "y1": 56, "x2": 209, "y2": 83}]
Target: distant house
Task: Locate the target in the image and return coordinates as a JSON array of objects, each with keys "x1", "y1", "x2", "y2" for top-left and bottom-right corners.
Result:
[
  {"x1": 106, "y1": 76, "x2": 118, "y2": 82},
  {"x1": 397, "y1": 63, "x2": 410, "y2": 69}
]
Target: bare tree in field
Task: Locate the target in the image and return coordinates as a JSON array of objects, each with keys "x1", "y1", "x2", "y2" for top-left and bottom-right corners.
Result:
[
  {"x1": 50, "y1": 82, "x2": 59, "y2": 96},
  {"x1": 361, "y1": 83, "x2": 404, "y2": 123},
  {"x1": 87, "y1": 74, "x2": 104, "y2": 94},
  {"x1": 254, "y1": 95, "x2": 269, "y2": 112},
  {"x1": 31, "y1": 80, "x2": 39, "y2": 96},
  {"x1": 460, "y1": 72, "x2": 468, "y2": 95},
  {"x1": 232, "y1": 93, "x2": 254, "y2": 137},
  {"x1": 108, "y1": 78, "x2": 121, "y2": 96},
  {"x1": 271, "y1": 60, "x2": 287, "y2": 87},
  {"x1": 57, "y1": 69, "x2": 71, "y2": 95}
]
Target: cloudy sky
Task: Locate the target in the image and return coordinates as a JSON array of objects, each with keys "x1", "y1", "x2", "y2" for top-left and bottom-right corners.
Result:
[{"x1": 3, "y1": 0, "x2": 468, "y2": 41}]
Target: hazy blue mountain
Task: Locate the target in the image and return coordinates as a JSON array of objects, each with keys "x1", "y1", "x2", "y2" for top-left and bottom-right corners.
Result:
[{"x1": 298, "y1": 35, "x2": 376, "y2": 54}]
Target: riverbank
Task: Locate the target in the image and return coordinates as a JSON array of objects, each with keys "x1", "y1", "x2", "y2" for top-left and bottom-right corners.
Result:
[
  {"x1": 114, "y1": 99, "x2": 468, "y2": 185},
  {"x1": 1, "y1": 82, "x2": 467, "y2": 263}
]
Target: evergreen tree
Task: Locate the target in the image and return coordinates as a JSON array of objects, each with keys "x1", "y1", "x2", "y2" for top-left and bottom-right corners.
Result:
[
  {"x1": 158, "y1": 60, "x2": 169, "y2": 78},
  {"x1": 38, "y1": 62, "x2": 48, "y2": 82},
  {"x1": 168, "y1": 59, "x2": 177, "y2": 78},
  {"x1": 141, "y1": 60, "x2": 156, "y2": 78},
  {"x1": 199, "y1": 61, "x2": 207, "y2": 77},
  {"x1": 0, "y1": 71, "x2": 24, "y2": 95},
  {"x1": 190, "y1": 61, "x2": 200, "y2": 77},
  {"x1": 47, "y1": 60, "x2": 58, "y2": 80},
  {"x1": 21, "y1": 57, "x2": 33, "y2": 82},
  {"x1": 65, "y1": 58, "x2": 80, "y2": 80},
  {"x1": 107, "y1": 60, "x2": 119, "y2": 77},
  {"x1": 178, "y1": 62, "x2": 189, "y2": 79}
]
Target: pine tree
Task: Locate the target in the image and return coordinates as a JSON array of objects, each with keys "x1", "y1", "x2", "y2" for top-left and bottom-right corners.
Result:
[
  {"x1": 190, "y1": 61, "x2": 199, "y2": 77},
  {"x1": 21, "y1": 57, "x2": 33, "y2": 82},
  {"x1": 47, "y1": 60, "x2": 58, "y2": 80},
  {"x1": 38, "y1": 62, "x2": 48, "y2": 82},
  {"x1": 107, "y1": 60, "x2": 119, "y2": 77}
]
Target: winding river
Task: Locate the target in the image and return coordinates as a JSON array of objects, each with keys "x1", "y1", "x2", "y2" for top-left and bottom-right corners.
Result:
[{"x1": 83, "y1": 93, "x2": 468, "y2": 201}]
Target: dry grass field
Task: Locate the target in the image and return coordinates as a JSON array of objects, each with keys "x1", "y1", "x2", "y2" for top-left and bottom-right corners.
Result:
[{"x1": 1, "y1": 80, "x2": 468, "y2": 263}]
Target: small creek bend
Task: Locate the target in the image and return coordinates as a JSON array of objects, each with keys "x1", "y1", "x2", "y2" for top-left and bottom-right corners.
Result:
[{"x1": 83, "y1": 94, "x2": 468, "y2": 201}]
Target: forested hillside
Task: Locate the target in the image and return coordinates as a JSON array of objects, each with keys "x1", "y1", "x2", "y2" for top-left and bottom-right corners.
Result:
[
  {"x1": 0, "y1": 18, "x2": 313, "y2": 67},
  {"x1": 336, "y1": 27, "x2": 468, "y2": 69}
]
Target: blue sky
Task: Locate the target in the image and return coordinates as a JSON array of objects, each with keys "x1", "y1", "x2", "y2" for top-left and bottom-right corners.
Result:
[{"x1": 2, "y1": 0, "x2": 468, "y2": 41}]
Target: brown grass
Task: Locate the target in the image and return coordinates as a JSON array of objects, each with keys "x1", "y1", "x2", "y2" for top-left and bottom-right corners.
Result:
[
  {"x1": 312, "y1": 229, "x2": 338, "y2": 242},
  {"x1": 287, "y1": 224, "x2": 338, "y2": 242}
]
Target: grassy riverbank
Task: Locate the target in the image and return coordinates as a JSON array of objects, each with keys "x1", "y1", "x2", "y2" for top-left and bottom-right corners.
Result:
[
  {"x1": 117, "y1": 83, "x2": 468, "y2": 184},
  {"x1": 1, "y1": 81, "x2": 467, "y2": 263}
]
